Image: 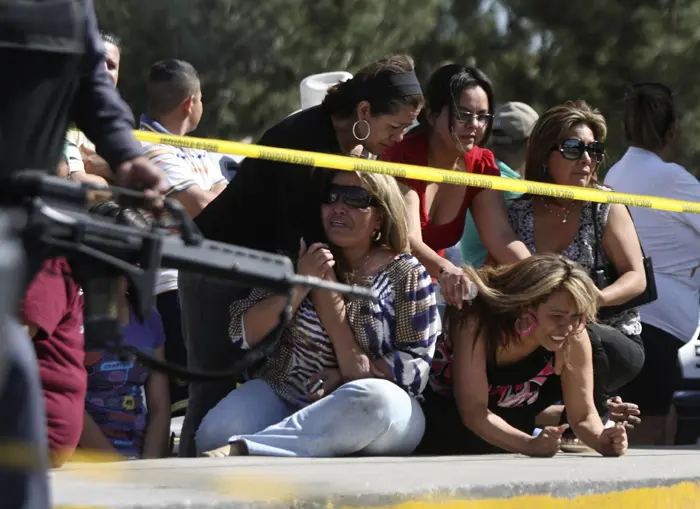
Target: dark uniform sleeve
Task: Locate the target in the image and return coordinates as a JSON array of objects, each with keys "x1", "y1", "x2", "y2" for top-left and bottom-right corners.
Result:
[{"x1": 71, "y1": 0, "x2": 143, "y2": 170}]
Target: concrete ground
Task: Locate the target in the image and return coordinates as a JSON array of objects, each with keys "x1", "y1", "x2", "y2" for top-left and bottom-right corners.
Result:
[{"x1": 52, "y1": 447, "x2": 700, "y2": 508}]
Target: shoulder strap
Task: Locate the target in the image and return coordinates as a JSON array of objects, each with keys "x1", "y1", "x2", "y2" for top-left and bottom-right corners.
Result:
[{"x1": 592, "y1": 203, "x2": 602, "y2": 270}]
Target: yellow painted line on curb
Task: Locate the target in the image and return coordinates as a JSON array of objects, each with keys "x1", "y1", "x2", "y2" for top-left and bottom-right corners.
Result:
[{"x1": 342, "y1": 481, "x2": 700, "y2": 509}]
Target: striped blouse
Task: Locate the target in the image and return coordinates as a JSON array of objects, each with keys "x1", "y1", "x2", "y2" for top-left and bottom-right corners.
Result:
[{"x1": 229, "y1": 253, "x2": 441, "y2": 406}]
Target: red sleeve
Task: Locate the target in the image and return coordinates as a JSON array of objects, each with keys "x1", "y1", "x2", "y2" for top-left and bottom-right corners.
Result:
[
  {"x1": 381, "y1": 131, "x2": 429, "y2": 195},
  {"x1": 19, "y1": 259, "x2": 70, "y2": 337},
  {"x1": 464, "y1": 147, "x2": 499, "y2": 204},
  {"x1": 465, "y1": 146, "x2": 499, "y2": 177}
]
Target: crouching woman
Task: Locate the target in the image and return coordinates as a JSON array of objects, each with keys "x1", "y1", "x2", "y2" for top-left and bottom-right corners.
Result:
[{"x1": 419, "y1": 253, "x2": 627, "y2": 457}]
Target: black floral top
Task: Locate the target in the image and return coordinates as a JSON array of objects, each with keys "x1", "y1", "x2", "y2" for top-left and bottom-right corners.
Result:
[{"x1": 507, "y1": 192, "x2": 641, "y2": 337}]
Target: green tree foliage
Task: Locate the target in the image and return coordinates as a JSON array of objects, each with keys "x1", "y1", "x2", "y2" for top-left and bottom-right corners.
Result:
[
  {"x1": 488, "y1": 0, "x2": 700, "y2": 174},
  {"x1": 94, "y1": 0, "x2": 441, "y2": 141},
  {"x1": 96, "y1": 0, "x2": 700, "y2": 176}
]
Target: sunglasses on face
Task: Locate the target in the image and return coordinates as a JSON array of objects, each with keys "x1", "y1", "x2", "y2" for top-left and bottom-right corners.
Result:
[
  {"x1": 454, "y1": 109, "x2": 493, "y2": 126},
  {"x1": 555, "y1": 138, "x2": 605, "y2": 164},
  {"x1": 324, "y1": 184, "x2": 378, "y2": 209}
]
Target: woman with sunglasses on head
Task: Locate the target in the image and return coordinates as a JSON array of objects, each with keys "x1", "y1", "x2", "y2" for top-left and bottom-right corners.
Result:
[
  {"x1": 381, "y1": 64, "x2": 529, "y2": 310},
  {"x1": 418, "y1": 254, "x2": 628, "y2": 457},
  {"x1": 195, "y1": 171, "x2": 440, "y2": 458},
  {"x1": 176, "y1": 55, "x2": 425, "y2": 457},
  {"x1": 605, "y1": 83, "x2": 700, "y2": 445},
  {"x1": 492, "y1": 100, "x2": 646, "y2": 448}
]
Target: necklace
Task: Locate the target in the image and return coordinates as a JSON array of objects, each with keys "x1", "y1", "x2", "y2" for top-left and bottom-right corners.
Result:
[
  {"x1": 541, "y1": 199, "x2": 576, "y2": 224},
  {"x1": 347, "y1": 253, "x2": 372, "y2": 283}
]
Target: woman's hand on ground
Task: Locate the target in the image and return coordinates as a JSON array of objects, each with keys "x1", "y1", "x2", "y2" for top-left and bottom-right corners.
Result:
[
  {"x1": 597, "y1": 422, "x2": 628, "y2": 456},
  {"x1": 526, "y1": 424, "x2": 569, "y2": 457}
]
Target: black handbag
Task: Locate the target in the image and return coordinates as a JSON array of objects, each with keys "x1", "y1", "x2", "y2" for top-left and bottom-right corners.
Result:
[{"x1": 591, "y1": 203, "x2": 658, "y2": 319}]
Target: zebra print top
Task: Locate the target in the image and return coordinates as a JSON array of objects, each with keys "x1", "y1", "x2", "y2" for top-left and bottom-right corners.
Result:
[{"x1": 228, "y1": 253, "x2": 441, "y2": 407}]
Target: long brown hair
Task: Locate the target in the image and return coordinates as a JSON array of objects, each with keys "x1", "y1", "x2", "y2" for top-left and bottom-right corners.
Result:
[
  {"x1": 446, "y1": 254, "x2": 599, "y2": 362},
  {"x1": 524, "y1": 100, "x2": 607, "y2": 186}
]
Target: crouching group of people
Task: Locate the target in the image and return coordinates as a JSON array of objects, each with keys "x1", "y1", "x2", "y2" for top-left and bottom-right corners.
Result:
[{"x1": 190, "y1": 170, "x2": 632, "y2": 459}]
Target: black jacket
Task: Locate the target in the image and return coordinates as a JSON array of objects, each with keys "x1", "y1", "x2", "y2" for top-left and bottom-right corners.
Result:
[{"x1": 0, "y1": 0, "x2": 142, "y2": 176}]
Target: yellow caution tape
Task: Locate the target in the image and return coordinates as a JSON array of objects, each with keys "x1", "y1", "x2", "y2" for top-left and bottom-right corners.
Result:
[{"x1": 133, "y1": 131, "x2": 700, "y2": 214}]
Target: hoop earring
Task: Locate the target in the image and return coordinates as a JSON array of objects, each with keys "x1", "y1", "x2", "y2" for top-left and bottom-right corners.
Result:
[
  {"x1": 515, "y1": 313, "x2": 537, "y2": 336},
  {"x1": 372, "y1": 229, "x2": 382, "y2": 242},
  {"x1": 352, "y1": 120, "x2": 370, "y2": 141}
]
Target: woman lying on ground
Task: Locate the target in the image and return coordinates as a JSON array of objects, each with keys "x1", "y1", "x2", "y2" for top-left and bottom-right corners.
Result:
[
  {"x1": 381, "y1": 64, "x2": 529, "y2": 309},
  {"x1": 418, "y1": 254, "x2": 628, "y2": 457},
  {"x1": 196, "y1": 171, "x2": 440, "y2": 457}
]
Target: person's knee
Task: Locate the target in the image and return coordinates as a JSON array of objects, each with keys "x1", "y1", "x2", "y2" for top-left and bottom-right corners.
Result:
[
  {"x1": 340, "y1": 379, "x2": 425, "y2": 454},
  {"x1": 341, "y1": 378, "x2": 415, "y2": 426},
  {"x1": 195, "y1": 398, "x2": 236, "y2": 455}
]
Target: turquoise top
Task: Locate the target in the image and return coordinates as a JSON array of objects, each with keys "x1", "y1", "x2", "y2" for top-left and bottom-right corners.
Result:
[{"x1": 459, "y1": 160, "x2": 523, "y2": 268}]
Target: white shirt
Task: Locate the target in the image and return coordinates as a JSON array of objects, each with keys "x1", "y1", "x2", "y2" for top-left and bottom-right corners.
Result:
[
  {"x1": 140, "y1": 116, "x2": 227, "y2": 295},
  {"x1": 605, "y1": 147, "x2": 700, "y2": 342}
]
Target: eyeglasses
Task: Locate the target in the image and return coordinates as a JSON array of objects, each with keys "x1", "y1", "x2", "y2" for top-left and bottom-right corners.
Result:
[
  {"x1": 454, "y1": 109, "x2": 493, "y2": 126},
  {"x1": 323, "y1": 184, "x2": 377, "y2": 209},
  {"x1": 555, "y1": 138, "x2": 605, "y2": 164}
]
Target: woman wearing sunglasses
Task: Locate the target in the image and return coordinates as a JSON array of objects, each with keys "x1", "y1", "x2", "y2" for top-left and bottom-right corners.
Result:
[
  {"x1": 493, "y1": 100, "x2": 646, "y2": 449},
  {"x1": 176, "y1": 55, "x2": 424, "y2": 457},
  {"x1": 195, "y1": 171, "x2": 440, "y2": 458},
  {"x1": 418, "y1": 254, "x2": 628, "y2": 457},
  {"x1": 381, "y1": 65, "x2": 529, "y2": 310}
]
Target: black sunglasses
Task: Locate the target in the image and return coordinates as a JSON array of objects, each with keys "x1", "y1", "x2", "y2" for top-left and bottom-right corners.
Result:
[
  {"x1": 324, "y1": 184, "x2": 378, "y2": 209},
  {"x1": 555, "y1": 138, "x2": 605, "y2": 164}
]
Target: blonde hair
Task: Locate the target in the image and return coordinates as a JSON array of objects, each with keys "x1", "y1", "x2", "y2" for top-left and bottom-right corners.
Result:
[
  {"x1": 524, "y1": 100, "x2": 607, "y2": 186},
  {"x1": 356, "y1": 171, "x2": 411, "y2": 254},
  {"x1": 448, "y1": 254, "x2": 599, "y2": 362}
]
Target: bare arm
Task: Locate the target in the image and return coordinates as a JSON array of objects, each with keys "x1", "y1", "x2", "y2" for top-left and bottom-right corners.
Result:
[
  {"x1": 560, "y1": 331, "x2": 607, "y2": 452},
  {"x1": 399, "y1": 182, "x2": 470, "y2": 307},
  {"x1": 81, "y1": 145, "x2": 116, "y2": 181},
  {"x1": 141, "y1": 346, "x2": 171, "y2": 459},
  {"x1": 69, "y1": 170, "x2": 109, "y2": 186},
  {"x1": 241, "y1": 287, "x2": 309, "y2": 347},
  {"x1": 599, "y1": 204, "x2": 647, "y2": 307},
  {"x1": 471, "y1": 190, "x2": 531, "y2": 265},
  {"x1": 399, "y1": 183, "x2": 453, "y2": 277},
  {"x1": 237, "y1": 242, "x2": 334, "y2": 348},
  {"x1": 311, "y1": 272, "x2": 373, "y2": 381},
  {"x1": 169, "y1": 185, "x2": 223, "y2": 218},
  {"x1": 79, "y1": 411, "x2": 123, "y2": 458},
  {"x1": 453, "y1": 321, "x2": 535, "y2": 454}
]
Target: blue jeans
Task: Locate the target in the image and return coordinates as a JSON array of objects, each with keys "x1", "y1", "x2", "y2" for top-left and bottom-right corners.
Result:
[{"x1": 196, "y1": 378, "x2": 425, "y2": 457}]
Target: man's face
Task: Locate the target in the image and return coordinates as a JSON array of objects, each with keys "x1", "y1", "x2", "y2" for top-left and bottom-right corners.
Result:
[
  {"x1": 104, "y1": 42, "x2": 120, "y2": 87},
  {"x1": 188, "y1": 87, "x2": 204, "y2": 132}
]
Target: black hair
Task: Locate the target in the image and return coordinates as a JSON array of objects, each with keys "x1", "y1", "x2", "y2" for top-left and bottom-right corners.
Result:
[
  {"x1": 420, "y1": 64, "x2": 495, "y2": 147},
  {"x1": 623, "y1": 82, "x2": 676, "y2": 153},
  {"x1": 322, "y1": 54, "x2": 424, "y2": 118},
  {"x1": 146, "y1": 59, "x2": 200, "y2": 118},
  {"x1": 89, "y1": 201, "x2": 152, "y2": 322},
  {"x1": 100, "y1": 31, "x2": 121, "y2": 51}
]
